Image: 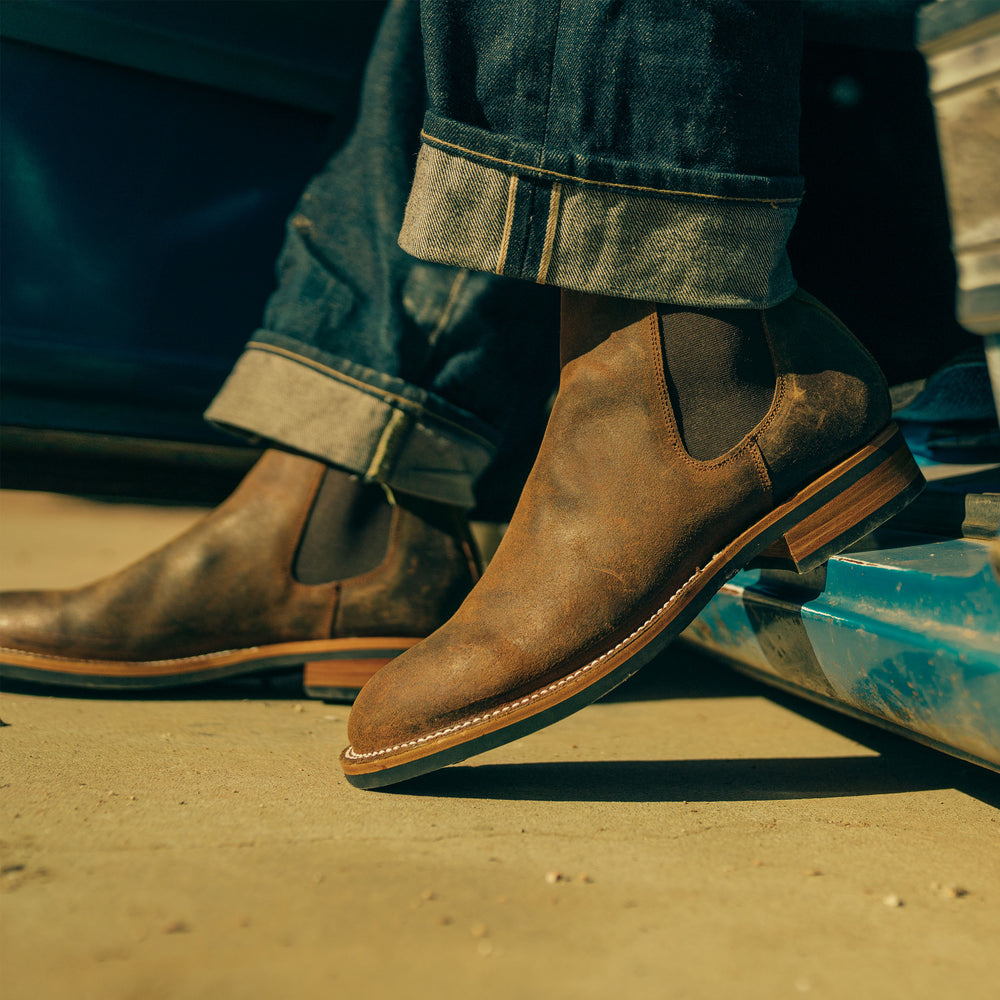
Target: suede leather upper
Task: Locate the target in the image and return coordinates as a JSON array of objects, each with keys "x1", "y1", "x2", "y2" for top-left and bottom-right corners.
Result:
[
  {"x1": 0, "y1": 449, "x2": 480, "y2": 666},
  {"x1": 346, "y1": 290, "x2": 892, "y2": 758}
]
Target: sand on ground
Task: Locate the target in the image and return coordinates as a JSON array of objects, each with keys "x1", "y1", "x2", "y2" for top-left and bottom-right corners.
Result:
[{"x1": 1, "y1": 489, "x2": 997, "y2": 1000}]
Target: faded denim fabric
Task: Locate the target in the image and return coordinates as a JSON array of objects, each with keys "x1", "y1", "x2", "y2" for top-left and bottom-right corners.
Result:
[
  {"x1": 208, "y1": 0, "x2": 558, "y2": 511},
  {"x1": 210, "y1": 0, "x2": 806, "y2": 509},
  {"x1": 401, "y1": 0, "x2": 805, "y2": 307}
]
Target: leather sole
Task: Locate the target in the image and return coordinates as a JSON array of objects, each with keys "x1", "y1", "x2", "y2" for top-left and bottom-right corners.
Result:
[
  {"x1": 0, "y1": 636, "x2": 421, "y2": 702},
  {"x1": 341, "y1": 424, "x2": 924, "y2": 788}
]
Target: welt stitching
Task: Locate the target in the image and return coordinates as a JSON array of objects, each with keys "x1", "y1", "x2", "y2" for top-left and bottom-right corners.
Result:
[
  {"x1": 421, "y1": 131, "x2": 803, "y2": 205},
  {"x1": 344, "y1": 555, "x2": 708, "y2": 762}
]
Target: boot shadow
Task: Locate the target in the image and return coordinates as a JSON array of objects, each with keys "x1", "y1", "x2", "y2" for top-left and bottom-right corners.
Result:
[{"x1": 390, "y1": 749, "x2": 998, "y2": 807}]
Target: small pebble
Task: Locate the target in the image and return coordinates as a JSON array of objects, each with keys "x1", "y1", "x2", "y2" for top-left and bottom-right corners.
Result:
[
  {"x1": 941, "y1": 885, "x2": 968, "y2": 899},
  {"x1": 804, "y1": 869, "x2": 823, "y2": 877},
  {"x1": 163, "y1": 920, "x2": 190, "y2": 934},
  {"x1": 471, "y1": 923, "x2": 488, "y2": 938},
  {"x1": 420, "y1": 890, "x2": 436, "y2": 901},
  {"x1": 293, "y1": 704, "x2": 304, "y2": 713},
  {"x1": 435, "y1": 915, "x2": 452, "y2": 926},
  {"x1": 882, "y1": 894, "x2": 903, "y2": 908},
  {"x1": 577, "y1": 873, "x2": 594, "y2": 884},
  {"x1": 544, "y1": 871, "x2": 564, "y2": 884},
  {"x1": 476, "y1": 940, "x2": 494, "y2": 957}
]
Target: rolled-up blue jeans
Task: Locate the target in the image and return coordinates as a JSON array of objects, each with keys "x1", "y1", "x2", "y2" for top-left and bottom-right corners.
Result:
[{"x1": 208, "y1": 0, "x2": 803, "y2": 510}]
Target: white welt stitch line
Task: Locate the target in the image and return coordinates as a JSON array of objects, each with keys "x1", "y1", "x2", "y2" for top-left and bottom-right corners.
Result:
[
  {"x1": 495, "y1": 175, "x2": 519, "y2": 275},
  {"x1": 535, "y1": 182, "x2": 562, "y2": 284},
  {"x1": 344, "y1": 556, "x2": 709, "y2": 761}
]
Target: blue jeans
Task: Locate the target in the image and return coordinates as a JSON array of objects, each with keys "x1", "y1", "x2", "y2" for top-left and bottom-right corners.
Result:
[
  {"x1": 208, "y1": 0, "x2": 803, "y2": 510},
  {"x1": 403, "y1": 0, "x2": 804, "y2": 305},
  {"x1": 207, "y1": 0, "x2": 559, "y2": 514}
]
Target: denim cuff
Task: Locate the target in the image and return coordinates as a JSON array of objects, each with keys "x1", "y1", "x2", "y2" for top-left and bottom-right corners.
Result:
[
  {"x1": 205, "y1": 337, "x2": 496, "y2": 509},
  {"x1": 399, "y1": 119, "x2": 803, "y2": 309}
]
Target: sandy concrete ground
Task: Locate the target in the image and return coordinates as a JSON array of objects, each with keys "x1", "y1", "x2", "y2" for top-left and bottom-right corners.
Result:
[{"x1": 1, "y1": 489, "x2": 997, "y2": 1000}]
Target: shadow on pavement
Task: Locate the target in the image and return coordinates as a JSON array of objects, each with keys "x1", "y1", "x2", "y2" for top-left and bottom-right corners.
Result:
[{"x1": 391, "y1": 751, "x2": 999, "y2": 807}]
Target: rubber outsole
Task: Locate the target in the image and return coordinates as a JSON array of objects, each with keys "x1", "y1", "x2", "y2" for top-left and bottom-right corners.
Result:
[{"x1": 0, "y1": 637, "x2": 422, "y2": 702}]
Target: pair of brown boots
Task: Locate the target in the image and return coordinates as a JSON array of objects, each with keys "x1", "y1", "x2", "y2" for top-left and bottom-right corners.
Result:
[{"x1": 0, "y1": 291, "x2": 923, "y2": 788}]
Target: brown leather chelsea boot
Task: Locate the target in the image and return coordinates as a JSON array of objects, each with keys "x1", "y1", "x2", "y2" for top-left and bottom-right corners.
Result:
[
  {"x1": 342, "y1": 289, "x2": 924, "y2": 787},
  {"x1": 0, "y1": 449, "x2": 481, "y2": 700}
]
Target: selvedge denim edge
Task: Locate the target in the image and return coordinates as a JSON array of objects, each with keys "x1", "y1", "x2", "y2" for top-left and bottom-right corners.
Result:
[
  {"x1": 205, "y1": 339, "x2": 497, "y2": 509},
  {"x1": 399, "y1": 138, "x2": 801, "y2": 309}
]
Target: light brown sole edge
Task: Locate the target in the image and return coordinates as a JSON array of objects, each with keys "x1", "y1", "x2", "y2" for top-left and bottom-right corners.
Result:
[{"x1": 0, "y1": 637, "x2": 422, "y2": 701}]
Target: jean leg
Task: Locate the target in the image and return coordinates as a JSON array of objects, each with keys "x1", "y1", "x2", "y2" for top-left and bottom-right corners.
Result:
[
  {"x1": 401, "y1": 0, "x2": 804, "y2": 307},
  {"x1": 207, "y1": 0, "x2": 559, "y2": 510}
]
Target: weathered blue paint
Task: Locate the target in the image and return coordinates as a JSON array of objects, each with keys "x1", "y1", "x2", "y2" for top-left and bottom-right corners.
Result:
[{"x1": 683, "y1": 533, "x2": 1000, "y2": 771}]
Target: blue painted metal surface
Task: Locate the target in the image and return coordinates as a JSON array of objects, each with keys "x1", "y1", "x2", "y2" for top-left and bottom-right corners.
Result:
[{"x1": 683, "y1": 527, "x2": 1000, "y2": 771}]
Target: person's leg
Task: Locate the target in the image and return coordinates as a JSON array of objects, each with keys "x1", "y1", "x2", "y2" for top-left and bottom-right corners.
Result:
[
  {"x1": 342, "y1": 0, "x2": 924, "y2": 785},
  {"x1": 0, "y1": 0, "x2": 557, "y2": 700},
  {"x1": 207, "y1": 0, "x2": 558, "y2": 515}
]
